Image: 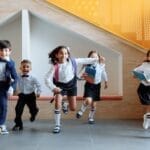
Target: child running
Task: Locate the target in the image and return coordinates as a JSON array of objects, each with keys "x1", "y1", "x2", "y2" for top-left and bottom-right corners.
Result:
[
  {"x1": 133, "y1": 50, "x2": 150, "y2": 129},
  {"x1": 76, "y1": 50, "x2": 108, "y2": 124},
  {"x1": 0, "y1": 40, "x2": 18, "y2": 134},
  {"x1": 45, "y1": 46, "x2": 101, "y2": 133},
  {"x1": 12, "y1": 59, "x2": 41, "y2": 131}
]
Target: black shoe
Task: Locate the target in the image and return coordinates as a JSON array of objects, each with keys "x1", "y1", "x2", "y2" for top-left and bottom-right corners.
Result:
[
  {"x1": 53, "y1": 126, "x2": 61, "y2": 134},
  {"x1": 30, "y1": 108, "x2": 39, "y2": 122},
  {"x1": 88, "y1": 118, "x2": 95, "y2": 124},
  {"x1": 12, "y1": 125, "x2": 23, "y2": 131},
  {"x1": 76, "y1": 111, "x2": 83, "y2": 119},
  {"x1": 62, "y1": 102, "x2": 69, "y2": 114}
]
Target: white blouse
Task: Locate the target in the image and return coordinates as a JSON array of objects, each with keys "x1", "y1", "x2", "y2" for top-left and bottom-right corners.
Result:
[
  {"x1": 45, "y1": 58, "x2": 98, "y2": 90},
  {"x1": 134, "y1": 62, "x2": 150, "y2": 86}
]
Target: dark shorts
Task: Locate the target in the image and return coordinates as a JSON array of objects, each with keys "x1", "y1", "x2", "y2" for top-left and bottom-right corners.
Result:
[
  {"x1": 53, "y1": 76, "x2": 77, "y2": 96},
  {"x1": 137, "y1": 83, "x2": 150, "y2": 105},
  {"x1": 84, "y1": 82, "x2": 101, "y2": 101}
]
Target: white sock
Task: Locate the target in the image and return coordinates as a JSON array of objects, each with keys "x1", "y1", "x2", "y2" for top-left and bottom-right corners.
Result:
[
  {"x1": 54, "y1": 109, "x2": 61, "y2": 126},
  {"x1": 88, "y1": 109, "x2": 96, "y2": 120},
  {"x1": 80, "y1": 103, "x2": 88, "y2": 113}
]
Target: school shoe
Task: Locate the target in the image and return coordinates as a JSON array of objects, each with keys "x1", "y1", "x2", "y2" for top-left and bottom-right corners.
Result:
[
  {"x1": 76, "y1": 111, "x2": 83, "y2": 119},
  {"x1": 53, "y1": 125, "x2": 61, "y2": 134},
  {"x1": 143, "y1": 114, "x2": 149, "y2": 130},
  {"x1": 0, "y1": 125, "x2": 9, "y2": 135},
  {"x1": 12, "y1": 125, "x2": 23, "y2": 131},
  {"x1": 88, "y1": 118, "x2": 95, "y2": 124},
  {"x1": 30, "y1": 108, "x2": 39, "y2": 122},
  {"x1": 62, "y1": 101, "x2": 69, "y2": 114}
]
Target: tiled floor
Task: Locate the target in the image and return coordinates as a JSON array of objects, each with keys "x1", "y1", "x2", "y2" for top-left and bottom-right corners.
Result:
[{"x1": 1, "y1": 119, "x2": 150, "y2": 150}]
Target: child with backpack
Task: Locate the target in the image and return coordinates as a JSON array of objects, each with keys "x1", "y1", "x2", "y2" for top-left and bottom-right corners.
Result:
[
  {"x1": 133, "y1": 50, "x2": 150, "y2": 129},
  {"x1": 45, "y1": 46, "x2": 101, "y2": 133},
  {"x1": 76, "y1": 50, "x2": 108, "y2": 124}
]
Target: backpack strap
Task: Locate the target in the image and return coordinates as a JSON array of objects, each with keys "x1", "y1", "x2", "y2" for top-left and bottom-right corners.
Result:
[{"x1": 70, "y1": 58, "x2": 77, "y2": 75}]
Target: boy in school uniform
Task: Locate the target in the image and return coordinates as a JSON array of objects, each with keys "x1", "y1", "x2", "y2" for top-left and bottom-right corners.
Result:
[
  {"x1": 0, "y1": 40, "x2": 18, "y2": 134},
  {"x1": 12, "y1": 59, "x2": 41, "y2": 131}
]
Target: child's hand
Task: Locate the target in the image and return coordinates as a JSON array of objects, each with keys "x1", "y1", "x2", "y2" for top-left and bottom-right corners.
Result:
[
  {"x1": 99, "y1": 56, "x2": 105, "y2": 63},
  {"x1": 36, "y1": 94, "x2": 40, "y2": 98},
  {"x1": 104, "y1": 82, "x2": 108, "y2": 89},
  {"x1": 81, "y1": 73, "x2": 88, "y2": 78},
  {"x1": 53, "y1": 87, "x2": 62, "y2": 94},
  {"x1": 7, "y1": 86, "x2": 14, "y2": 96}
]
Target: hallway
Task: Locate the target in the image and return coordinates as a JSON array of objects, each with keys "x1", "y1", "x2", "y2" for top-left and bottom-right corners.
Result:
[{"x1": 1, "y1": 119, "x2": 150, "y2": 150}]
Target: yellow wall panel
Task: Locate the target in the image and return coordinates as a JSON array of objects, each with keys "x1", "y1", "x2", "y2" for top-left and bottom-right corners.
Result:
[{"x1": 46, "y1": 0, "x2": 150, "y2": 49}]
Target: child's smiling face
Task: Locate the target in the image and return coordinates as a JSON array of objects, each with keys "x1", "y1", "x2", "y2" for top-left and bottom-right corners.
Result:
[
  {"x1": 56, "y1": 48, "x2": 69, "y2": 63},
  {"x1": 20, "y1": 63, "x2": 31, "y2": 75},
  {"x1": 0, "y1": 48, "x2": 10, "y2": 59}
]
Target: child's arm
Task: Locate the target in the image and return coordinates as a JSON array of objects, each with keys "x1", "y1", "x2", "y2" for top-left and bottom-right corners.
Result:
[
  {"x1": 101, "y1": 65, "x2": 108, "y2": 89},
  {"x1": 45, "y1": 64, "x2": 61, "y2": 93},
  {"x1": 75, "y1": 58, "x2": 99, "y2": 65},
  {"x1": 33, "y1": 77, "x2": 42, "y2": 97},
  {"x1": 7, "y1": 61, "x2": 18, "y2": 90}
]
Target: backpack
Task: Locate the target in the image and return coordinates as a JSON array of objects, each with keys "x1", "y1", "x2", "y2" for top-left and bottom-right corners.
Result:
[{"x1": 54, "y1": 58, "x2": 77, "y2": 82}]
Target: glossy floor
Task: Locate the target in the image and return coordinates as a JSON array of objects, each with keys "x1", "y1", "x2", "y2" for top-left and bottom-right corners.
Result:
[{"x1": 1, "y1": 119, "x2": 150, "y2": 150}]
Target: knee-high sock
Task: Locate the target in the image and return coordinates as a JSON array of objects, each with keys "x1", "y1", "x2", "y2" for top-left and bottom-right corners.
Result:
[
  {"x1": 88, "y1": 109, "x2": 96, "y2": 119},
  {"x1": 54, "y1": 109, "x2": 61, "y2": 126},
  {"x1": 80, "y1": 103, "x2": 88, "y2": 113}
]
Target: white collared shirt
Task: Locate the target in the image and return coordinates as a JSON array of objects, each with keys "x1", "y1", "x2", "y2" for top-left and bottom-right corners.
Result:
[
  {"x1": 17, "y1": 74, "x2": 42, "y2": 95},
  {"x1": 45, "y1": 58, "x2": 98, "y2": 90},
  {"x1": 134, "y1": 62, "x2": 150, "y2": 86}
]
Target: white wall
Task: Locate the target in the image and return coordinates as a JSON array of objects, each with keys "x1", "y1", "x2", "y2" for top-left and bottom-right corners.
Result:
[{"x1": 0, "y1": 10, "x2": 122, "y2": 96}]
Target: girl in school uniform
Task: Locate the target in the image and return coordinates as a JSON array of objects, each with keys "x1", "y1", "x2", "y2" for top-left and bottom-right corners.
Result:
[
  {"x1": 45, "y1": 46, "x2": 101, "y2": 133},
  {"x1": 76, "y1": 50, "x2": 108, "y2": 124},
  {"x1": 133, "y1": 50, "x2": 150, "y2": 129}
]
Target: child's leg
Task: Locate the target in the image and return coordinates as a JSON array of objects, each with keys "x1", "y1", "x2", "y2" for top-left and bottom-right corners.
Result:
[
  {"x1": 88, "y1": 101, "x2": 96, "y2": 124},
  {"x1": 143, "y1": 105, "x2": 150, "y2": 129},
  {"x1": 67, "y1": 96, "x2": 77, "y2": 111},
  {"x1": 26, "y1": 93, "x2": 39, "y2": 122},
  {"x1": 76, "y1": 97, "x2": 92, "y2": 118},
  {"x1": 0, "y1": 91, "x2": 9, "y2": 134},
  {"x1": 0, "y1": 92, "x2": 7, "y2": 126},
  {"x1": 53, "y1": 94, "x2": 63, "y2": 133},
  {"x1": 62, "y1": 96, "x2": 69, "y2": 114},
  {"x1": 13, "y1": 96, "x2": 25, "y2": 130}
]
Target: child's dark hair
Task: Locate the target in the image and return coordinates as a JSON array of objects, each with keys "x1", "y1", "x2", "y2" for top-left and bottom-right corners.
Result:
[
  {"x1": 48, "y1": 45, "x2": 70, "y2": 64},
  {"x1": 146, "y1": 50, "x2": 150, "y2": 57},
  {"x1": 144, "y1": 50, "x2": 150, "y2": 62},
  {"x1": 0, "y1": 40, "x2": 11, "y2": 49},
  {"x1": 88, "y1": 50, "x2": 101, "y2": 59},
  {"x1": 3, "y1": 40, "x2": 11, "y2": 48},
  {"x1": 21, "y1": 59, "x2": 31, "y2": 65}
]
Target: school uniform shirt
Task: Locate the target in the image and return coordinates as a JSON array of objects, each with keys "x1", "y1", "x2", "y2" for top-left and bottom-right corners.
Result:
[
  {"x1": 45, "y1": 58, "x2": 98, "y2": 90},
  {"x1": 88, "y1": 63, "x2": 108, "y2": 84},
  {"x1": 17, "y1": 74, "x2": 42, "y2": 95},
  {"x1": 134, "y1": 62, "x2": 150, "y2": 86}
]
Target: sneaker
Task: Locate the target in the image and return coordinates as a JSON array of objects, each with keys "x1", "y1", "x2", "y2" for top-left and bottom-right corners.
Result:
[
  {"x1": 88, "y1": 118, "x2": 95, "y2": 124},
  {"x1": 12, "y1": 125, "x2": 23, "y2": 131},
  {"x1": 76, "y1": 111, "x2": 83, "y2": 119},
  {"x1": 0, "y1": 125, "x2": 9, "y2": 135},
  {"x1": 53, "y1": 125, "x2": 61, "y2": 134},
  {"x1": 30, "y1": 108, "x2": 39, "y2": 122},
  {"x1": 62, "y1": 101, "x2": 69, "y2": 114},
  {"x1": 143, "y1": 114, "x2": 149, "y2": 129}
]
